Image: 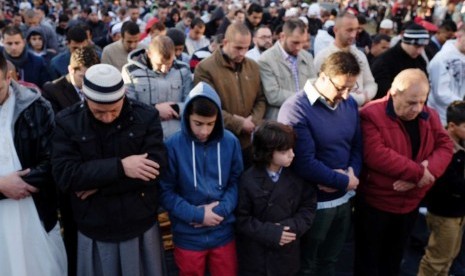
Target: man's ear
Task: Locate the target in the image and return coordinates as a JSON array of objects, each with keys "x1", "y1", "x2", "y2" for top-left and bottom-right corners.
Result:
[{"x1": 389, "y1": 88, "x2": 396, "y2": 97}]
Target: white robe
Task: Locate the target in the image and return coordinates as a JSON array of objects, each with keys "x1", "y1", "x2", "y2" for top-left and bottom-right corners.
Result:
[{"x1": 0, "y1": 89, "x2": 67, "y2": 276}]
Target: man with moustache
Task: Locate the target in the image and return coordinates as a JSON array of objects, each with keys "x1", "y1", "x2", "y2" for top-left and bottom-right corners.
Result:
[
  {"x1": 245, "y1": 25, "x2": 273, "y2": 61},
  {"x1": 194, "y1": 23, "x2": 266, "y2": 168},
  {"x1": 258, "y1": 19, "x2": 317, "y2": 120}
]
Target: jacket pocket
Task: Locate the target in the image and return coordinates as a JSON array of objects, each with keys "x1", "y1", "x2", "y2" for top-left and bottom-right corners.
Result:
[
  {"x1": 134, "y1": 84, "x2": 154, "y2": 104},
  {"x1": 118, "y1": 129, "x2": 146, "y2": 154},
  {"x1": 70, "y1": 134, "x2": 98, "y2": 160},
  {"x1": 170, "y1": 82, "x2": 182, "y2": 101}
]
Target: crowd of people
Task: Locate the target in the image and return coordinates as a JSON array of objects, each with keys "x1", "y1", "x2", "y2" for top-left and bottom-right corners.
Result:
[{"x1": 1, "y1": 0, "x2": 465, "y2": 275}]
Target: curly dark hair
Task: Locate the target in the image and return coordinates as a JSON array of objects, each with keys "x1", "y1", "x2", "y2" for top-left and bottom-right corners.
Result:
[{"x1": 70, "y1": 46, "x2": 100, "y2": 69}]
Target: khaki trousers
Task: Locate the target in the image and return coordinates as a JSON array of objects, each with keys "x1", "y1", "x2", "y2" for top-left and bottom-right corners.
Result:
[{"x1": 418, "y1": 212, "x2": 465, "y2": 276}]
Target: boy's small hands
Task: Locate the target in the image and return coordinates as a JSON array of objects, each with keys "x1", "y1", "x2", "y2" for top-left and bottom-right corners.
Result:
[
  {"x1": 202, "y1": 201, "x2": 224, "y2": 227},
  {"x1": 279, "y1": 226, "x2": 296, "y2": 246}
]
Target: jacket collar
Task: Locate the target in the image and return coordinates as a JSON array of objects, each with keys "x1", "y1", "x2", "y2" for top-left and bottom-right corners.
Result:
[
  {"x1": 385, "y1": 94, "x2": 430, "y2": 121},
  {"x1": 10, "y1": 80, "x2": 41, "y2": 123},
  {"x1": 453, "y1": 137, "x2": 465, "y2": 153},
  {"x1": 214, "y1": 48, "x2": 243, "y2": 71}
]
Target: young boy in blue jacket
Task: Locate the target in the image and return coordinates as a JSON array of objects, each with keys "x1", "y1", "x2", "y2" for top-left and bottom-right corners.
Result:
[{"x1": 160, "y1": 82, "x2": 243, "y2": 276}]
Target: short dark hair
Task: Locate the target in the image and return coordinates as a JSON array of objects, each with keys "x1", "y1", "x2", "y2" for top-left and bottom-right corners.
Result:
[
  {"x1": 59, "y1": 14, "x2": 69, "y2": 23},
  {"x1": 320, "y1": 51, "x2": 361, "y2": 77},
  {"x1": 234, "y1": 9, "x2": 245, "y2": 16},
  {"x1": 190, "y1": 17, "x2": 205, "y2": 29},
  {"x1": 253, "y1": 121, "x2": 295, "y2": 166},
  {"x1": 0, "y1": 54, "x2": 8, "y2": 78},
  {"x1": 121, "y1": 21, "x2": 140, "y2": 37},
  {"x1": 166, "y1": 28, "x2": 186, "y2": 46},
  {"x1": 253, "y1": 25, "x2": 271, "y2": 37},
  {"x1": 82, "y1": 7, "x2": 92, "y2": 15},
  {"x1": 3, "y1": 26, "x2": 23, "y2": 38},
  {"x1": 447, "y1": 101, "x2": 465, "y2": 125},
  {"x1": 186, "y1": 96, "x2": 218, "y2": 117},
  {"x1": 66, "y1": 25, "x2": 87, "y2": 42},
  {"x1": 372, "y1": 34, "x2": 391, "y2": 44},
  {"x1": 357, "y1": 14, "x2": 367, "y2": 25},
  {"x1": 247, "y1": 3, "x2": 263, "y2": 15},
  {"x1": 283, "y1": 19, "x2": 307, "y2": 35},
  {"x1": 184, "y1": 11, "x2": 195, "y2": 20},
  {"x1": 70, "y1": 46, "x2": 100, "y2": 69},
  {"x1": 440, "y1": 19, "x2": 458, "y2": 32}
]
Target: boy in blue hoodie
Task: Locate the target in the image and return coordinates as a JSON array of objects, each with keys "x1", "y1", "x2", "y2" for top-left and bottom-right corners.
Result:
[{"x1": 160, "y1": 82, "x2": 243, "y2": 276}]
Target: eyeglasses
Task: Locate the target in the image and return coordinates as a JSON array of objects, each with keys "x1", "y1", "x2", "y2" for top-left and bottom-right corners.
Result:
[
  {"x1": 256, "y1": 35, "x2": 272, "y2": 40},
  {"x1": 328, "y1": 77, "x2": 359, "y2": 93}
]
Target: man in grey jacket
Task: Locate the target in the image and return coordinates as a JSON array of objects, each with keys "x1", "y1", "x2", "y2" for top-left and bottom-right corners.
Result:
[
  {"x1": 122, "y1": 35, "x2": 192, "y2": 140},
  {"x1": 258, "y1": 19, "x2": 317, "y2": 120}
]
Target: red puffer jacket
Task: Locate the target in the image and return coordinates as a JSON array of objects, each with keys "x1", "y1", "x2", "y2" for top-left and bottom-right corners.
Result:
[{"x1": 359, "y1": 96, "x2": 453, "y2": 214}]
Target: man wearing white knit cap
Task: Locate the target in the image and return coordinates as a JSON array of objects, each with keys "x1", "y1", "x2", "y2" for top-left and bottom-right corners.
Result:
[{"x1": 52, "y1": 64, "x2": 168, "y2": 276}]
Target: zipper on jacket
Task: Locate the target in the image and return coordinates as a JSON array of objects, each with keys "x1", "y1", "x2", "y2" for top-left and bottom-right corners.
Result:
[{"x1": 235, "y1": 71, "x2": 246, "y2": 115}]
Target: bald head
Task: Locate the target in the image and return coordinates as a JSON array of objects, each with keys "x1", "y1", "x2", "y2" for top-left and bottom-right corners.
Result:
[
  {"x1": 225, "y1": 22, "x2": 251, "y2": 42},
  {"x1": 390, "y1": 69, "x2": 429, "y2": 121},
  {"x1": 334, "y1": 11, "x2": 358, "y2": 48},
  {"x1": 391, "y1": 69, "x2": 429, "y2": 95},
  {"x1": 223, "y1": 23, "x2": 251, "y2": 64}
]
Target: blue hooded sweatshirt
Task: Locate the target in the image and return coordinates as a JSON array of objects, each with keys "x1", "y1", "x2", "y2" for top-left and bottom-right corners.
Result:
[{"x1": 160, "y1": 82, "x2": 244, "y2": 251}]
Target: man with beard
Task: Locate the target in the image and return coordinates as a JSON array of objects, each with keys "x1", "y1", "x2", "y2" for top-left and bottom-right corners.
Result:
[
  {"x1": 194, "y1": 23, "x2": 266, "y2": 168},
  {"x1": 245, "y1": 26, "x2": 273, "y2": 61},
  {"x1": 1, "y1": 25, "x2": 51, "y2": 88},
  {"x1": 258, "y1": 19, "x2": 317, "y2": 120}
]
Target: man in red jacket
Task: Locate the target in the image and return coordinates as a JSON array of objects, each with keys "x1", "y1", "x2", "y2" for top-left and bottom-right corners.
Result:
[{"x1": 355, "y1": 68, "x2": 454, "y2": 276}]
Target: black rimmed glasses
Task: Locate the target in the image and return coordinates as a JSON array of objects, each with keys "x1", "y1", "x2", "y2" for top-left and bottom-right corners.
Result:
[{"x1": 328, "y1": 77, "x2": 359, "y2": 93}]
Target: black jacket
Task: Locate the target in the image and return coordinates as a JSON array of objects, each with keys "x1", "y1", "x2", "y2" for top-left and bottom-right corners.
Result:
[
  {"x1": 236, "y1": 166, "x2": 317, "y2": 276},
  {"x1": 426, "y1": 142, "x2": 465, "y2": 217},
  {"x1": 42, "y1": 75, "x2": 81, "y2": 113},
  {"x1": 52, "y1": 98, "x2": 167, "y2": 241},
  {"x1": 371, "y1": 42, "x2": 428, "y2": 99},
  {"x1": 0, "y1": 81, "x2": 57, "y2": 232}
]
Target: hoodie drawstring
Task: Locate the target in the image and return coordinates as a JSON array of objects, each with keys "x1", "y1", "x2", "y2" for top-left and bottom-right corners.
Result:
[
  {"x1": 217, "y1": 142, "x2": 222, "y2": 189},
  {"x1": 192, "y1": 141, "x2": 197, "y2": 190}
]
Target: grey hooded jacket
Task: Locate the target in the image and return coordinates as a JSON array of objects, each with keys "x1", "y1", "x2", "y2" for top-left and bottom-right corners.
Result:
[{"x1": 122, "y1": 48, "x2": 193, "y2": 139}]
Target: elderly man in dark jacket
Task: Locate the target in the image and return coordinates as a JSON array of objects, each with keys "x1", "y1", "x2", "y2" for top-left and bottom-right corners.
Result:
[{"x1": 52, "y1": 64, "x2": 167, "y2": 276}]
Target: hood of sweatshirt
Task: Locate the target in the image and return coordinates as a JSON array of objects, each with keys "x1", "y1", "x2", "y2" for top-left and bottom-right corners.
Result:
[
  {"x1": 26, "y1": 26, "x2": 47, "y2": 52},
  {"x1": 181, "y1": 81, "x2": 224, "y2": 143}
]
